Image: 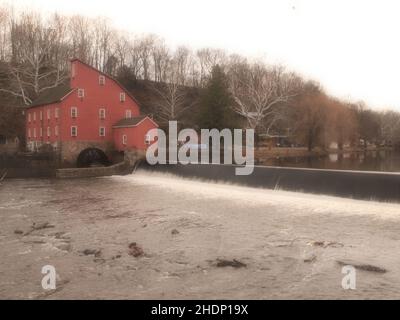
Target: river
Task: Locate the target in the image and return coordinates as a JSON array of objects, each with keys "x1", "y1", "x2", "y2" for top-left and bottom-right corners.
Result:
[
  {"x1": 1, "y1": 171, "x2": 400, "y2": 299},
  {"x1": 264, "y1": 150, "x2": 400, "y2": 172}
]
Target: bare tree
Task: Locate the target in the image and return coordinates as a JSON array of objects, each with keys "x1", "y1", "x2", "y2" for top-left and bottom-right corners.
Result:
[
  {"x1": 172, "y1": 46, "x2": 192, "y2": 85},
  {"x1": 114, "y1": 32, "x2": 131, "y2": 71},
  {"x1": 69, "y1": 15, "x2": 94, "y2": 64},
  {"x1": 151, "y1": 65, "x2": 195, "y2": 123},
  {"x1": 229, "y1": 62, "x2": 301, "y2": 133},
  {"x1": 137, "y1": 34, "x2": 156, "y2": 80},
  {"x1": 152, "y1": 38, "x2": 170, "y2": 82},
  {"x1": 380, "y1": 110, "x2": 400, "y2": 146},
  {"x1": 92, "y1": 17, "x2": 115, "y2": 73},
  {"x1": 292, "y1": 87, "x2": 329, "y2": 151},
  {"x1": 1, "y1": 11, "x2": 68, "y2": 105},
  {"x1": 0, "y1": 6, "x2": 11, "y2": 61},
  {"x1": 127, "y1": 37, "x2": 144, "y2": 80},
  {"x1": 196, "y1": 48, "x2": 226, "y2": 86}
]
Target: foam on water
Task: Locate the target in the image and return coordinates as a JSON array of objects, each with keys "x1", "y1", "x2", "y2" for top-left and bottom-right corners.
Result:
[{"x1": 115, "y1": 170, "x2": 400, "y2": 220}]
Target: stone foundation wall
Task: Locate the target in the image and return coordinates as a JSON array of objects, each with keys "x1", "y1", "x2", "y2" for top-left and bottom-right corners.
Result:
[
  {"x1": 0, "y1": 153, "x2": 57, "y2": 178},
  {"x1": 56, "y1": 161, "x2": 131, "y2": 178},
  {"x1": 59, "y1": 140, "x2": 114, "y2": 167},
  {"x1": 0, "y1": 139, "x2": 19, "y2": 155}
]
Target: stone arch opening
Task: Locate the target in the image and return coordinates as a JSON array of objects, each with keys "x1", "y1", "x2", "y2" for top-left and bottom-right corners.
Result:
[{"x1": 76, "y1": 148, "x2": 111, "y2": 168}]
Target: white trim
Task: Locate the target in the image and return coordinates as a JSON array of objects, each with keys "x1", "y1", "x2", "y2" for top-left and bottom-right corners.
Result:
[
  {"x1": 122, "y1": 134, "x2": 127, "y2": 145},
  {"x1": 99, "y1": 126, "x2": 106, "y2": 137},
  {"x1": 71, "y1": 106, "x2": 78, "y2": 118},
  {"x1": 125, "y1": 109, "x2": 132, "y2": 119},
  {"x1": 71, "y1": 126, "x2": 78, "y2": 137},
  {"x1": 112, "y1": 116, "x2": 158, "y2": 129},
  {"x1": 119, "y1": 92, "x2": 126, "y2": 102},
  {"x1": 69, "y1": 59, "x2": 141, "y2": 106},
  {"x1": 47, "y1": 126, "x2": 51, "y2": 137},
  {"x1": 145, "y1": 134, "x2": 151, "y2": 144},
  {"x1": 99, "y1": 108, "x2": 106, "y2": 119},
  {"x1": 60, "y1": 89, "x2": 75, "y2": 101},
  {"x1": 78, "y1": 88, "x2": 85, "y2": 98},
  {"x1": 99, "y1": 75, "x2": 105, "y2": 85}
]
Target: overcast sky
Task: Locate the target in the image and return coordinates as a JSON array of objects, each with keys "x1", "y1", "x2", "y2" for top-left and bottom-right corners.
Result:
[{"x1": 5, "y1": 0, "x2": 400, "y2": 110}]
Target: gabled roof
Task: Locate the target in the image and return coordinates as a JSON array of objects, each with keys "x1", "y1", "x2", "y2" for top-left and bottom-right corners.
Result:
[
  {"x1": 113, "y1": 115, "x2": 158, "y2": 128},
  {"x1": 29, "y1": 84, "x2": 73, "y2": 108},
  {"x1": 70, "y1": 58, "x2": 142, "y2": 107}
]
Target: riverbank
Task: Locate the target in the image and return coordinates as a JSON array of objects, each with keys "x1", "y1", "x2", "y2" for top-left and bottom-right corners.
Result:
[
  {"x1": 1, "y1": 172, "x2": 400, "y2": 299},
  {"x1": 255, "y1": 146, "x2": 393, "y2": 162}
]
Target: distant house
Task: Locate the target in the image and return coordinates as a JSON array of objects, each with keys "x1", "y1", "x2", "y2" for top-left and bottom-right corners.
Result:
[{"x1": 25, "y1": 59, "x2": 158, "y2": 166}]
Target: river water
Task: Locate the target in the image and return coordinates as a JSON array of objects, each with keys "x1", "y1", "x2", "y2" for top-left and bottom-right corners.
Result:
[
  {"x1": 264, "y1": 150, "x2": 400, "y2": 172},
  {"x1": 1, "y1": 171, "x2": 400, "y2": 299}
]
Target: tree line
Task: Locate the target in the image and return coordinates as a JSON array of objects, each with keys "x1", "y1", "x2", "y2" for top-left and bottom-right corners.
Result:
[{"x1": 0, "y1": 4, "x2": 399, "y2": 150}]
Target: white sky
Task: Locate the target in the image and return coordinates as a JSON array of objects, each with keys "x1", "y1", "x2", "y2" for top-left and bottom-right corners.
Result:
[{"x1": 4, "y1": 0, "x2": 400, "y2": 110}]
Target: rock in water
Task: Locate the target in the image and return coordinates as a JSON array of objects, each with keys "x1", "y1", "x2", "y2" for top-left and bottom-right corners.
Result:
[
  {"x1": 215, "y1": 259, "x2": 247, "y2": 268},
  {"x1": 128, "y1": 242, "x2": 144, "y2": 257}
]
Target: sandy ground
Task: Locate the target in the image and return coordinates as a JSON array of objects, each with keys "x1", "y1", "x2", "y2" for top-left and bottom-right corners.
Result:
[{"x1": 1, "y1": 171, "x2": 400, "y2": 299}]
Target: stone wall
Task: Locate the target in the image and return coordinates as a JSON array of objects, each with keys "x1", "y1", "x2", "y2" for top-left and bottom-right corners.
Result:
[
  {"x1": 59, "y1": 140, "x2": 114, "y2": 167},
  {"x1": 56, "y1": 161, "x2": 131, "y2": 179},
  {"x1": 0, "y1": 153, "x2": 57, "y2": 178},
  {"x1": 0, "y1": 138, "x2": 19, "y2": 155}
]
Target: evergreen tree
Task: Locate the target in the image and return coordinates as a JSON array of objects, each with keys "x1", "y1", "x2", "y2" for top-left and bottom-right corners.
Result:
[{"x1": 197, "y1": 65, "x2": 238, "y2": 130}]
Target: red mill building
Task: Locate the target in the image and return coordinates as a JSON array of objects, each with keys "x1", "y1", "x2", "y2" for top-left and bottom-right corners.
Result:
[{"x1": 25, "y1": 59, "x2": 158, "y2": 167}]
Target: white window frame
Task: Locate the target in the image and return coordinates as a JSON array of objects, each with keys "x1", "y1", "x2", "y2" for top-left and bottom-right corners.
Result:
[
  {"x1": 125, "y1": 109, "x2": 132, "y2": 119},
  {"x1": 122, "y1": 134, "x2": 127, "y2": 145},
  {"x1": 99, "y1": 126, "x2": 106, "y2": 137},
  {"x1": 28, "y1": 128, "x2": 31, "y2": 138},
  {"x1": 33, "y1": 128, "x2": 36, "y2": 138},
  {"x1": 99, "y1": 75, "x2": 105, "y2": 85},
  {"x1": 28, "y1": 113, "x2": 31, "y2": 123},
  {"x1": 55, "y1": 108, "x2": 59, "y2": 119},
  {"x1": 120, "y1": 92, "x2": 126, "y2": 102},
  {"x1": 71, "y1": 126, "x2": 78, "y2": 137},
  {"x1": 78, "y1": 88, "x2": 85, "y2": 98},
  {"x1": 47, "y1": 127, "x2": 51, "y2": 137},
  {"x1": 55, "y1": 125, "x2": 59, "y2": 137},
  {"x1": 33, "y1": 112, "x2": 36, "y2": 121},
  {"x1": 47, "y1": 109, "x2": 51, "y2": 120},
  {"x1": 71, "y1": 107, "x2": 78, "y2": 118},
  {"x1": 40, "y1": 111, "x2": 43, "y2": 121},
  {"x1": 40, "y1": 127, "x2": 43, "y2": 137},
  {"x1": 145, "y1": 134, "x2": 151, "y2": 145},
  {"x1": 99, "y1": 108, "x2": 106, "y2": 119}
]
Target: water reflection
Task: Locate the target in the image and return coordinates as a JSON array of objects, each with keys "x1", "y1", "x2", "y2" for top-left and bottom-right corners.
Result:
[{"x1": 263, "y1": 150, "x2": 400, "y2": 172}]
